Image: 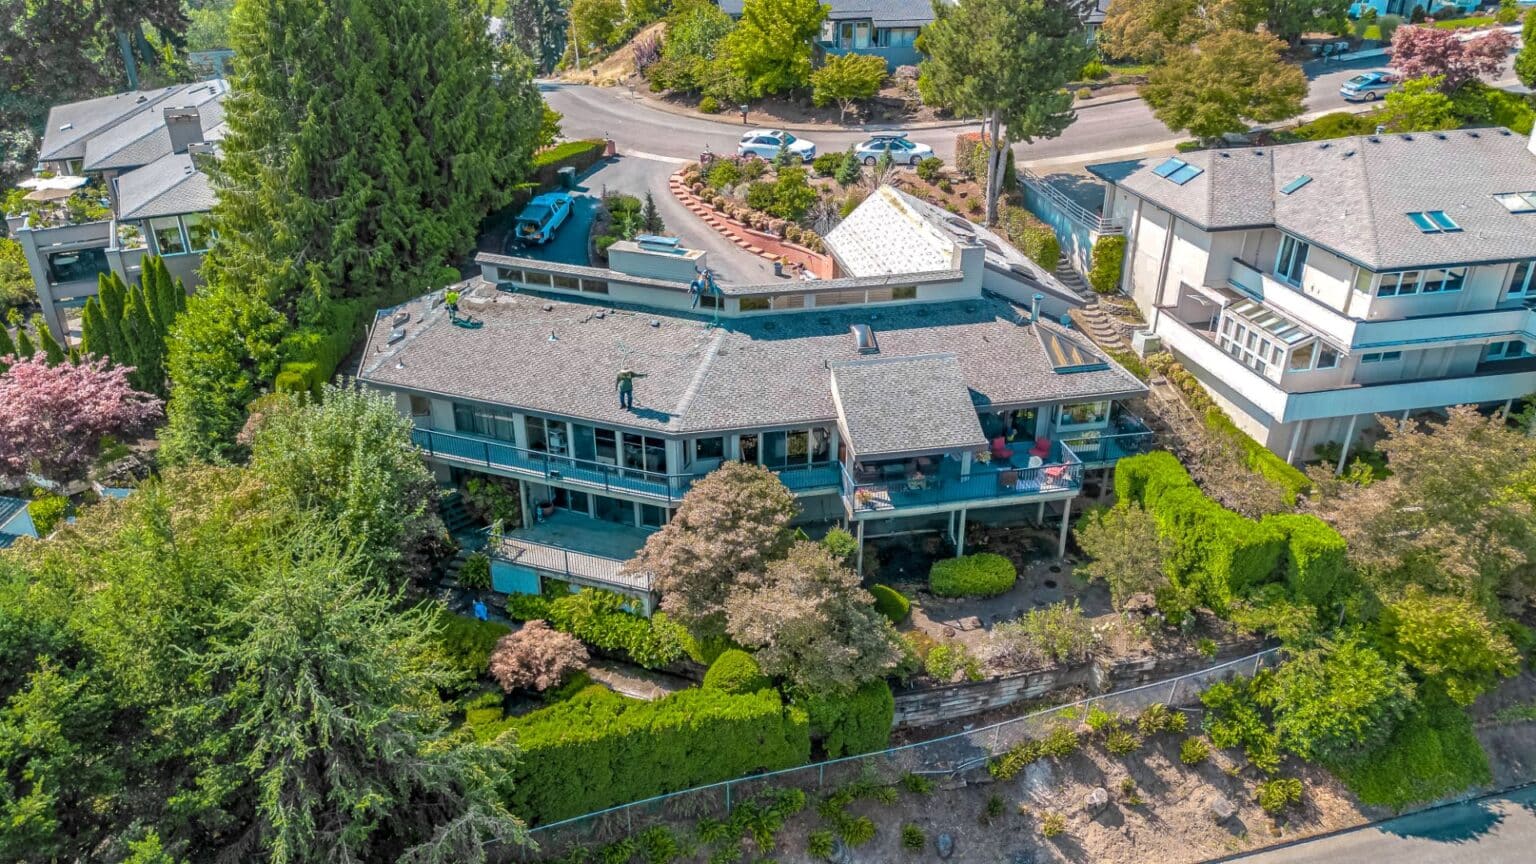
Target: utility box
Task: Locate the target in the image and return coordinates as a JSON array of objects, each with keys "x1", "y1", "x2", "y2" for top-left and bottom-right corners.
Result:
[{"x1": 1132, "y1": 329, "x2": 1161, "y2": 358}]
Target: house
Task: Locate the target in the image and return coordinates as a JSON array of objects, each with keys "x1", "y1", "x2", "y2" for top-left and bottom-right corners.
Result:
[
  {"x1": 357, "y1": 195, "x2": 1148, "y2": 613},
  {"x1": 0, "y1": 497, "x2": 39, "y2": 549},
  {"x1": 1096, "y1": 128, "x2": 1536, "y2": 468},
  {"x1": 6, "y1": 80, "x2": 226, "y2": 341},
  {"x1": 1347, "y1": 0, "x2": 1479, "y2": 19}
]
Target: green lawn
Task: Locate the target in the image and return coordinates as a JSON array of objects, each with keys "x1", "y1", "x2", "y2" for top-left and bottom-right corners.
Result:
[{"x1": 1431, "y1": 15, "x2": 1496, "y2": 30}]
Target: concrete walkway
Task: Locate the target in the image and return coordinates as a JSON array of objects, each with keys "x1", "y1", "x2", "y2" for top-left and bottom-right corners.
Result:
[{"x1": 586, "y1": 658, "x2": 692, "y2": 700}]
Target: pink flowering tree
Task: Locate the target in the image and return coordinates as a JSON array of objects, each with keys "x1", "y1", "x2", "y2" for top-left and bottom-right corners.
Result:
[
  {"x1": 1391, "y1": 25, "x2": 1516, "y2": 91},
  {"x1": 0, "y1": 355, "x2": 162, "y2": 484}
]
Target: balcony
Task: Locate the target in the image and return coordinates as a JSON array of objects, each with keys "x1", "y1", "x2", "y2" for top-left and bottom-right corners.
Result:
[
  {"x1": 843, "y1": 441, "x2": 1083, "y2": 516},
  {"x1": 1058, "y1": 412, "x2": 1155, "y2": 467},
  {"x1": 410, "y1": 427, "x2": 842, "y2": 505}
]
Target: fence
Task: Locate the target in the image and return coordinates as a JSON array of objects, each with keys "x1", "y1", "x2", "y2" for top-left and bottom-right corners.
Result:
[{"x1": 522, "y1": 646, "x2": 1281, "y2": 856}]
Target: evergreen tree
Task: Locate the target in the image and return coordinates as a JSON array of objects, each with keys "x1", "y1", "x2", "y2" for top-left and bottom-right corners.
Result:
[
  {"x1": 123, "y1": 284, "x2": 165, "y2": 392},
  {"x1": 0, "y1": 322, "x2": 16, "y2": 367},
  {"x1": 836, "y1": 148, "x2": 862, "y2": 186},
  {"x1": 641, "y1": 191, "x2": 665, "y2": 234},
  {"x1": 15, "y1": 327, "x2": 35, "y2": 359},
  {"x1": 32, "y1": 315, "x2": 66, "y2": 365},
  {"x1": 92, "y1": 272, "x2": 130, "y2": 363},
  {"x1": 80, "y1": 295, "x2": 113, "y2": 358}
]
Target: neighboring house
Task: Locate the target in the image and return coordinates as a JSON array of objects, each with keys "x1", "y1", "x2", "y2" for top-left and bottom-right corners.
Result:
[
  {"x1": 357, "y1": 193, "x2": 1148, "y2": 613},
  {"x1": 6, "y1": 80, "x2": 226, "y2": 342},
  {"x1": 1348, "y1": 0, "x2": 1479, "y2": 18},
  {"x1": 1096, "y1": 128, "x2": 1536, "y2": 468},
  {"x1": 0, "y1": 497, "x2": 39, "y2": 549},
  {"x1": 718, "y1": 0, "x2": 932, "y2": 69}
]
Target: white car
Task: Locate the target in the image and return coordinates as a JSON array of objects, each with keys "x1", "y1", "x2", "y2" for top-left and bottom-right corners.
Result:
[
  {"x1": 737, "y1": 129, "x2": 816, "y2": 162},
  {"x1": 854, "y1": 133, "x2": 934, "y2": 166}
]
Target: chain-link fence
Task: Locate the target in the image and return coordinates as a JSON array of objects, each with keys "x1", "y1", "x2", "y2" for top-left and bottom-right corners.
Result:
[{"x1": 524, "y1": 647, "x2": 1280, "y2": 854}]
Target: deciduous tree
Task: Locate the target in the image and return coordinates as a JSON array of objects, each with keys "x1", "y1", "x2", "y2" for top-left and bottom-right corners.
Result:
[
  {"x1": 499, "y1": 0, "x2": 567, "y2": 72},
  {"x1": 1098, "y1": 0, "x2": 1237, "y2": 63},
  {"x1": 717, "y1": 0, "x2": 828, "y2": 97},
  {"x1": 489, "y1": 620, "x2": 589, "y2": 692},
  {"x1": 1377, "y1": 74, "x2": 1459, "y2": 132},
  {"x1": 919, "y1": 0, "x2": 1093, "y2": 225},
  {"x1": 811, "y1": 53, "x2": 889, "y2": 123},
  {"x1": 1390, "y1": 24, "x2": 1515, "y2": 92},
  {"x1": 0, "y1": 355, "x2": 161, "y2": 484},
  {"x1": 1141, "y1": 29, "x2": 1306, "y2": 140},
  {"x1": 1380, "y1": 587, "x2": 1519, "y2": 706},
  {"x1": 650, "y1": 0, "x2": 735, "y2": 92},
  {"x1": 1074, "y1": 504, "x2": 1170, "y2": 609},
  {"x1": 1260, "y1": 635, "x2": 1414, "y2": 763},
  {"x1": 725, "y1": 540, "x2": 902, "y2": 694}
]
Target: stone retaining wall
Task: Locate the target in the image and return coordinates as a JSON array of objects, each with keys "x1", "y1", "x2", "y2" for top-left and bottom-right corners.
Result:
[{"x1": 668, "y1": 170, "x2": 836, "y2": 278}]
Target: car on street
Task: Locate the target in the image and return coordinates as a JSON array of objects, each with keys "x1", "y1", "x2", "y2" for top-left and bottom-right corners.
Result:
[
  {"x1": 1339, "y1": 70, "x2": 1398, "y2": 102},
  {"x1": 513, "y1": 192, "x2": 573, "y2": 245},
  {"x1": 853, "y1": 132, "x2": 934, "y2": 166},
  {"x1": 737, "y1": 129, "x2": 816, "y2": 162}
]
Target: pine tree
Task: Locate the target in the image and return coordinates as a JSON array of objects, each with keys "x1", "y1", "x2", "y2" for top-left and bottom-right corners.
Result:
[
  {"x1": 641, "y1": 191, "x2": 665, "y2": 234},
  {"x1": 80, "y1": 296, "x2": 113, "y2": 359},
  {"x1": 15, "y1": 328, "x2": 35, "y2": 359},
  {"x1": 124, "y1": 284, "x2": 166, "y2": 394},
  {"x1": 33, "y1": 316, "x2": 66, "y2": 365},
  {"x1": 836, "y1": 148, "x2": 862, "y2": 186}
]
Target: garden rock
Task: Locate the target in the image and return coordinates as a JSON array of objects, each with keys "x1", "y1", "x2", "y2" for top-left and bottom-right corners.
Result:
[
  {"x1": 1084, "y1": 786, "x2": 1110, "y2": 816},
  {"x1": 1209, "y1": 795, "x2": 1238, "y2": 823},
  {"x1": 829, "y1": 838, "x2": 853, "y2": 864},
  {"x1": 955, "y1": 615, "x2": 983, "y2": 631},
  {"x1": 1022, "y1": 759, "x2": 1055, "y2": 801},
  {"x1": 936, "y1": 833, "x2": 955, "y2": 859}
]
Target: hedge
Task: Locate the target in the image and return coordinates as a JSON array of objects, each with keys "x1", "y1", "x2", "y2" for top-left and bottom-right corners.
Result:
[
  {"x1": 505, "y1": 588, "x2": 689, "y2": 670},
  {"x1": 930, "y1": 553, "x2": 1017, "y2": 598},
  {"x1": 431, "y1": 610, "x2": 512, "y2": 682},
  {"x1": 870, "y1": 584, "x2": 911, "y2": 624},
  {"x1": 1204, "y1": 409, "x2": 1310, "y2": 505},
  {"x1": 999, "y1": 205, "x2": 1060, "y2": 268},
  {"x1": 703, "y1": 649, "x2": 771, "y2": 694},
  {"x1": 273, "y1": 298, "x2": 370, "y2": 395},
  {"x1": 501, "y1": 685, "x2": 810, "y2": 823},
  {"x1": 1088, "y1": 234, "x2": 1126, "y2": 294},
  {"x1": 532, "y1": 139, "x2": 606, "y2": 188},
  {"x1": 1260, "y1": 513, "x2": 1351, "y2": 609},
  {"x1": 1115, "y1": 452, "x2": 1285, "y2": 611},
  {"x1": 1328, "y1": 690, "x2": 1490, "y2": 810},
  {"x1": 800, "y1": 680, "x2": 894, "y2": 758}
]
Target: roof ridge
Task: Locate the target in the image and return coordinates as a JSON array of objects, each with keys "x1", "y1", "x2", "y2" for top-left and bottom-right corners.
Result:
[
  {"x1": 1356, "y1": 138, "x2": 1383, "y2": 275},
  {"x1": 667, "y1": 328, "x2": 726, "y2": 432}
]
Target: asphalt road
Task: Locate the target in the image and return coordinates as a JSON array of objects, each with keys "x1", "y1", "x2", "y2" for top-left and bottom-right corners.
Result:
[
  {"x1": 1219, "y1": 786, "x2": 1536, "y2": 863},
  {"x1": 542, "y1": 53, "x2": 1524, "y2": 170}
]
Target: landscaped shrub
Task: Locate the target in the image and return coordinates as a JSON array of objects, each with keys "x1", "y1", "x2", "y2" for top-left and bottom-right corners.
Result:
[
  {"x1": 26, "y1": 493, "x2": 68, "y2": 535},
  {"x1": 870, "y1": 584, "x2": 911, "y2": 624},
  {"x1": 900, "y1": 823, "x2": 926, "y2": 851},
  {"x1": 545, "y1": 588, "x2": 690, "y2": 669},
  {"x1": 999, "y1": 204, "x2": 1060, "y2": 268},
  {"x1": 1201, "y1": 673, "x2": 1282, "y2": 773},
  {"x1": 953, "y1": 132, "x2": 1016, "y2": 188},
  {"x1": 902, "y1": 773, "x2": 935, "y2": 795},
  {"x1": 915, "y1": 156, "x2": 944, "y2": 183},
  {"x1": 1328, "y1": 688, "x2": 1491, "y2": 810},
  {"x1": 502, "y1": 685, "x2": 811, "y2": 823},
  {"x1": 924, "y1": 642, "x2": 982, "y2": 681},
  {"x1": 707, "y1": 159, "x2": 743, "y2": 190},
  {"x1": 273, "y1": 298, "x2": 370, "y2": 395},
  {"x1": 1203, "y1": 410, "x2": 1311, "y2": 504},
  {"x1": 929, "y1": 553, "x2": 1017, "y2": 597},
  {"x1": 431, "y1": 609, "x2": 513, "y2": 681},
  {"x1": 800, "y1": 680, "x2": 895, "y2": 757},
  {"x1": 1255, "y1": 777, "x2": 1304, "y2": 813},
  {"x1": 1040, "y1": 724, "x2": 1082, "y2": 758},
  {"x1": 1039, "y1": 811, "x2": 1067, "y2": 838},
  {"x1": 1080, "y1": 59, "x2": 1109, "y2": 80},
  {"x1": 745, "y1": 181, "x2": 776, "y2": 211},
  {"x1": 807, "y1": 830, "x2": 835, "y2": 858},
  {"x1": 703, "y1": 649, "x2": 771, "y2": 694},
  {"x1": 532, "y1": 138, "x2": 606, "y2": 187},
  {"x1": 1105, "y1": 728, "x2": 1141, "y2": 755},
  {"x1": 990, "y1": 739, "x2": 1043, "y2": 780},
  {"x1": 1085, "y1": 705, "x2": 1118, "y2": 734},
  {"x1": 698, "y1": 95, "x2": 720, "y2": 114},
  {"x1": 488, "y1": 620, "x2": 589, "y2": 693},
  {"x1": 812, "y1": 152, "x2": 843, "y2": 177},
  {"x1": 1136, "y1": 703, "x2": 1189, "y2": 736},
  {"x1": 1088, "y1": 234, "x2": 1126, "y2": 294},
  {"x1": 458, "y1": 552, "x2": 491, "y2": 590},
  {"x1": 1260, "y1": 513, "x2": 1350, "y2": 608},
  {"x1": 1179, "y1": 736, "x2": 1211, "y2": 764},
  {"x1": 991, "y1": 601, "x2": 1096, "y2": 665}
]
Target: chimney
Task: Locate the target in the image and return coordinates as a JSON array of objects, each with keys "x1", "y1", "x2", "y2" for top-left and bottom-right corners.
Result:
[
  {"x1": 1031, "y1": 292, "x2": 1043, "y2": 324},
  {"x1": 164, "y1": 106, "x2": 204, "y2": 155}
]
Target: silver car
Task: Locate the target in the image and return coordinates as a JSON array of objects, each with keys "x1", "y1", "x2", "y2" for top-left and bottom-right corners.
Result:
[
  {"x1": 854, "y1": 133, "x2": 934, "y2": 166},
  {"x1": 737, "y1": 129, "x2": 816, "y2": 161}
]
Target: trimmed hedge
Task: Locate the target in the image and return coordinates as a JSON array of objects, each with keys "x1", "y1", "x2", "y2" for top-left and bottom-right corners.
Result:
[
  {"x1": 999, "y1": 205, "x2": 1060, "y2": 268},
  {"x1": 505, "y1": 588, "x2": 689, "y2": 670},
  {"x1": 1088, "y1": 234, "x2": 1126, "y2": 294},
  {"x1": 533, "y1": 139, "x2": 606, "y2": 188},
  {"x1": 1329, "y1": 690, "x2": 1490, "y2": 810},
  {"x1": 930, "y1": 553, "x2": 1017, "y2": 598},
  {"x1": 800, "y1": 679, "x2": 895, "y2": 758},
  {"x1": 1260, "y1": 513, "x2": 1351, "y2": 608},
  {"x1": 431, "y1": 610, "x2": 512, "y2": 681},
  {"x1": 274, "y1": 298, "x2": 370, "y2": 395},
  {"x1": 1204, "y1": 409, "x2": 1310, "y2": 505},
  {"x1": 870, "y1": 584, "x2": 911, "y2": 624},
  {"x1": 501, "y1": 685, "x2": 810, "y2": 824},
  {"x1": 1115, "y1": 452, "x2": 1284, "y2": 611},
  {"x1": 703, "y1": 649, "x2": 771, "y2": 694}
]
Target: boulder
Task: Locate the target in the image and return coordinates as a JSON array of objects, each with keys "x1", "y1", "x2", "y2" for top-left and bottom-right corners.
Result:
[
  {"x1": 955, "y1": 616, "x2": 983, "y2": 631},
  {"x1": 936, "y1": 833, "x2": 955, "y2": 859},
  {"x1": 1209, "y1": 795, "x2": 1238, "y2": 824},
  {"x1": 1021, "y1": 759, "x2": 1055, "y2": 801},
  {"x1": 1084, "y1": 787, "x2": 1110, "y2": 816}
]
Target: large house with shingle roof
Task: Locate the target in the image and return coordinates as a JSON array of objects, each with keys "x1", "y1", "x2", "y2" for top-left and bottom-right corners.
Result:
[
  {"x1": 357, "y1": 191, "x2": 1148, "y2": 611},
  {"x1": 1097, "y1": 128, "x2": 1536, "y2": 468},
  {"x1": 7, "y1": 81, "x2": 224, "y2": 341}
]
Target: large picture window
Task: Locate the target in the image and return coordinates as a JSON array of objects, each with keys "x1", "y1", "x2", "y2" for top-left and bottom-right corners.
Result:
[
  {"x1": 182, "y1": 212, "x2": 214, "y2": 251},
  {"x1": 149, "y1": 216, "x2": 186, "y2": 255},
  {"x1": 1275, "y1": 234, "x2": 1309, "y2": 286}
]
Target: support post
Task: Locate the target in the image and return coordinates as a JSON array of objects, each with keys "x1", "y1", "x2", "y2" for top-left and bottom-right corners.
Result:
[
  {"x1": 1285, "y1": 421, "x2": 1305, "y2": 466},
  {"x1": 1335, "y1": 414, "x2": 1359, "y2": 476},
  {"x1": 955, "y1": 509, "x2": 967, "y2": 557},
  {"x1": 517, "y1": 480, "x2": 532, "y2": 529},
  {"x1": 1057, "y1": 498, "x2": 1073, "y2": 560},
  {"x1": 1501, "y1": 398, "x2": 1513, "y2": 419},
  {"x1": 855, "y1": 519, "x2": 865, "y2": 575},
  {"x1": 1036, "y1": 500, "x2": 1045, "y2": 527}
]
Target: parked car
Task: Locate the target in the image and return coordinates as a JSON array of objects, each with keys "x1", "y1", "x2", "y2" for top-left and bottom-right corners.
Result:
[
  {"x1": 513, "y1": 192, "x2": 573, "y2": 245},
  {"x1": 1339, "y1": 70, "x2": 1398, "y2": 102},
  {"x1": 737, "y1": 129, "x2": 816, "y2": 162},
  {"x1": 853, "y1": 133, "x2": 934, "y2": 166}
]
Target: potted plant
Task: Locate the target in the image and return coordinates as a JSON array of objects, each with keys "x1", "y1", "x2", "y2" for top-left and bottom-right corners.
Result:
[
  {"x1": 855, "y1": 488, "x2": 875, "y2": 509},
  {"x1": 539, "y1": 499, "x2": 555, "y2": 519},
  {"x1": 975, "y1": 449, "x2": 992, "y2": 464}
]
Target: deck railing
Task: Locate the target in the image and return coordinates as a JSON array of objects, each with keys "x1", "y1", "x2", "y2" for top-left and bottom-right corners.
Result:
[
  {"x1": 843, "y1": 442, "x2": 1083, "y2": 513},
  {"x1": 1019, "y1": 169, "x2": 1123, "y2": 235},
  {"x1": 492, "y1": 536, "x2": 652, "y2": 593},
  {"x1": 1058, "y1": 413, "x2": 1156, "y2": 466}
]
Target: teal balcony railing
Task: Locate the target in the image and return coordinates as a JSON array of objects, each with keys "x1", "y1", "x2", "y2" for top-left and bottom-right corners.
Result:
[
  {"x1": 843, "y1": 441, "x2": 1083, "y2": 514},
  {"x1": 1058, "y1": 412, "x2": 1155, "y2": 467}
]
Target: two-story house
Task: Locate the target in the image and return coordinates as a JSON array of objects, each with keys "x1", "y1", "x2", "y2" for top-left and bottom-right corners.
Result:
[
  {"x1": 1098, "y1": 128, "x2": 1536, "y2": 468},
  {"x1": 7, "y1": 81, "x2": 225, "y2": 341},
  {"x1": 357, "y1": 194, "x2": 1147, "y2": 613}
]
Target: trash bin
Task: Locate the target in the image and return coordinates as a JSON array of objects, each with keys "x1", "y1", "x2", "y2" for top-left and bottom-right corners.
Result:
[{"x1": 557, "y1": 166, "x2": 576, "y2": 189}]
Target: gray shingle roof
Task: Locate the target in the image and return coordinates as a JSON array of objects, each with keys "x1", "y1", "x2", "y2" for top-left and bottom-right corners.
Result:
[
  {"x1": 358, "y1": 280, "x2": 1147, "y2": 436},
  {"x1": 1112, "y1": 130, "x2": 1536, "y2": 271},
  {"x1": 38, "y1": 86, "x2": 184, "y2": 162},
  {"x1": 831, "y1": 354, "x2": 987, "y2": 457},
  {"x1": 82, "y1": 82, "x2": 227, "y2": 172},
  {"x1": 115, "y1": 152, "x2": 216, "y2": 220},
  {"x1": 718, "y1": 0, "x2": 938, "y2": 23}
]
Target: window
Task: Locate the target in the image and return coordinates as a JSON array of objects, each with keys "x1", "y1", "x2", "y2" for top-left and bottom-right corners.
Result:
[
  {"x1": 182, "y1": 212, "x2": 213, "y2": 251},
  {"x1": 572, "y1": 424, "x2": 596, "y2": 461},
  {"x1": 819, "y1": 19, "x2": 836, "y2": 43},
  {"x1": 1275, "y1": 234, "x2": 1309, "y2": 286},
  {"x1": 1316, "y1": 345, "x2": 1340, "y2": 369},
  {"x1": 1378, "y1": 270, "x2": 1419, "y2": 297},
  {"x1": 814, "y1": 289, "x2": 864, "y2": 306},
  {"x1": 1058, "y1": 401, "x2": 1109, "y2": 427},
  {"x1": 593, "y1": 494, "x2": 632, "y2": 526},
  {"x1": 527, "y1": 416, "x2": 567, "y2": 454},
  {"x1": 866, "y1": 285, "x2": 917, "y2": 303},
  {"x1": 1494, "y1": 192, "x2": 1536, "y2": 213},
  {"x1": 1508, "y1": 261, "x2": 1535, "y2": 297},
  {"x1": 149, "y1": 215, "x2": 187, "y2": 255},
  {"x1": 640, "y1": 504, "x2": 667, "y2": 529},
  {"x1": 878, "y1": 27, "x2": 919, "y2": 47},
  {"x1": 698, "y1": 293, "x2": 721, "y2": 309},
  {"x1": 740, "y1": 296, "x2": 770, "y2": 311},
  {"x1": 1360, "y1": 351, "x2": 1402, "y2": 363},
  {"x1": 622, "y1": 433, "x2": 666, "y2": 473},
  {"x1": 1485, "y1": 340, "x2": 1529, "y2": 361},
  {"x1": 46, "y1": 247, "x2": 109, "y2": 283},
  {"x1": 552, "y1": 274, "x2": 579, "y2": 291},
  {"x1": 1288, "y1": 342, "x2": 1316, "y2": 371},
  {"x1": 762, "y1": 431, "x2": 788, "y2": 468},
  {"x1": 772, "y1": 294, "x2": 806, "y2": 309},
  {"x1": 1407, "y1": 210, "x2": 1461, "y2": 233},
  {"x1": 694, "y1": 437, "x2": 724, "y2": 461},
  {"x1": 1152, "y1": 157, "x2": 1203, "y2": 184},
  {"x1": 452, "y1": 402, "x2": 516, "y2": 442},
  {"x1": 739, "y1": 433, "x2": 759, "y2": 463},
  {"x1": 579, "y1": 278, "x2": 608, "y2": 294},
  {"x1": 409, "y1": 395, "x2": 430, "y2": 417},
  {"x1": 595, "y1": 428, "x2": 618, "y2": 464}
]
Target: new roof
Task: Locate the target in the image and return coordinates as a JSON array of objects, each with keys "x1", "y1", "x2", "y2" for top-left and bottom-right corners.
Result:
[
  {"x1": 1109, "y1": 130, "x2": 1536, "y2": 271},
  {"x1": 831, "y1": 354, "x2": 987, "y2": 457},
  {"x1": 115, "y1": 152, "x2": 215, "y2": 220},
  {"x1": 357, "y1": 280, "x2": 1146, "y2": 437},
  {"x1": 825, "y1": 185, "x2": 970, "y2": 277},
  {"x1": 38, "y1": 86, "x2": 184, "y2": 162},
  {"x1": 81, "y1": 81, "x2": 226, "y2": 172}
]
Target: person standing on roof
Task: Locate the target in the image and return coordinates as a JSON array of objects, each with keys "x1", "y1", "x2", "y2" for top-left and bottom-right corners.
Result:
[{"x1": 616, "y1": 365, "x2": 647, "y2": 410}]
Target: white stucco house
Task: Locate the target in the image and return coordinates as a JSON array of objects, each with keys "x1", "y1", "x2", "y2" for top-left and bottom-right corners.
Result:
[{"x1": 1095, "y1": 127, "x2": 1536, "y2": 467}]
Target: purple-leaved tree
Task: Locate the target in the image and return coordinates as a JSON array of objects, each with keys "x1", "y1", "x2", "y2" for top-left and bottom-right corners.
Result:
[
  {"x1": 1391, "y1": 25, "x2": 1515, "y2": 91},
  {"x1": 0, "y1": 354, "x2": 162, "y2": 484}
]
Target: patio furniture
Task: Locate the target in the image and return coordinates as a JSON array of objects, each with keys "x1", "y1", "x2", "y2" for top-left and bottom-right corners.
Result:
[
  {"x1": 905, "y1": 472, "x2": 928, "y2": 491},
  {"x1": 1029, "y1": 437, "x2": 1051, "y2": 459},
  {"x1": 998, "y1": 470, "x2": 1020, "y2": 490},
  {"x1": 991, "y1": 436, "x2": 1015, "y2": 460},
  {"x1": 1027, "y1": 455, "x2": 1043, "y2": 469}
]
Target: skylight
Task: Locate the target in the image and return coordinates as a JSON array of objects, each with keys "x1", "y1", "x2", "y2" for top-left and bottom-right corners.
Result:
[
  {"x1": 1167, "y1": 163, "x2": 1204, "y2": 185},
  {"x1": 1408, "y1": 211, "x2": 1461, "y2": 233},
  {"x1": 1495, "y1": 192, "x2": 1536, "y2": 214},
  {"x1": 1152, "y1": 157, "x2": 1185, "y2": 178},
  {"x1": 1280, "y1": 176, "x2": 1312, "y2": 195}
]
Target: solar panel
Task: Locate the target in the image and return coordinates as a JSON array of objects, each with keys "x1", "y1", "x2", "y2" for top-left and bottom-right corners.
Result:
[
  {"x1": 1167, "y1": 163, "x2": 1204, "y2": 185},
  {"x1": 1152, "y1": 157, "x2": 1185, "y2": 178},
  {"x1": 1280, "y1": 176, "x2": 1312, "y2": 195}
]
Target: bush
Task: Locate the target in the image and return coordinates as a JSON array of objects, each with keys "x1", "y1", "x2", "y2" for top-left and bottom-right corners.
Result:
[
  {"x1": 544, "y1": 589, "x2": 690, "y2": 669},
  {"x1": 807, "y1": 830, "x2": 835, "y2": 858},
  {"x1": 800, "y1": 680, "x2": 894, "y2": 757},
  {"x1": 1075, "y1": 86, "x2": 1093, "y2": 100},
  {"x1": 432, "y1": 610, "x2": 513, "y2": 681},
  {"x1": 812, "y1": 152, "x2": 843, "y2": 177},
  {"x1": 1039, "y1": 812, "x2": 1067, "y2": 838},
  {"x1": 274, "y1": 298, "x2": 370, "y2": 395},
  {"x1": 953, "y1": 132, "x2": 1015, "y2": 188},
  {"x1": 1329, "y1": 688, "x2": 1490, "y2": 810},
  {"x1": 900, "y1": 823, "x2": 925, "y2": 851},
  {"x1": 458, "y1": 552, "x2": 491, "y2": 590},
  {"x1": 915, "y1": 156, "x2": 944, "y2": 183},
  {"x1": 532, "y1": 138, "x2": 606, "y2": 187},
  {"x1": 929, "y1": 553, "x2": 1017, "y2": 597},
  {"x1": 1204, "y1": 409, "x2": 1311, "y2": 504},
  {"x1": 999, "y1": 204, "x2": 1060, "y2": 268},
  {"x1": 503, "y1": 685, "x2": 811, "y2": 823},
  {"x1": 745, "y1": 181, "x2": 776, "y2": 211},
  {"x1": 990, "y1": 739, "x2": 1043, "y2": 780},
  {"x1": 1085, "y1": 705, "x2": 1118, "y2": 734},
  {"x1": 902, "y1": 773, "x2": 935, "y2": 795},
  {"x1": 1089, "y1": 234, "x2": 1126, "y2": 294},
  {"x1": 992, "y1": 601, "x2": 1096, "y2": 665},
  {"x1": 1260, "y1": 513, "x2": 1350, "y2": 608},
  {"x1": 1201, "y1": 673, "x2": 1282, "y2": 773},
  {"x1": 703, "y1": 649, "x2": 771, "y2": 694},
  {"x1": 1105, "y1": 728, "x2": 1141, "y2": 755},
  {"x1": 1137, "y1": 703, "x2": 1189, "y2": 736},
  {"x1": 26, "y1": 493, "x2": 68, "y2": 535},
  {"x1": 1180, "y1": 736, "x2": 1211, "y2": 765},
  {"x1": 1255, "y1": 777, "x2": 1304, "y2": 814},
  {"x1": 707, "y1": 159, "x2": 743, "y2": 190},
  {"x1": 839, "y1": 814, "x2": 875, "y2": 846},
  {"x1": 924, "y1": 642, "x2": 982, "y2": 681},
  {"x1": 1290, "y1": 111, "x2": 1377, "y2": 141},
  {"x1": 1040, "y1": 725, "x2": 1082, "y2": 758},
  {"x1": 1080, "y1": 59, "x2": 1109, "y2": 80},
  {"x1": 1105, "y1": 348, "x2": 1151, "y2": 382},
  {"x1": 489, "y1": 620, "x2": 589, "y2": 693},
  {"x1": 820, "y1": 526, "x2": 858, "y2": 564},
  {"x1": 698, "y1": 95, "x2": 720, "y2": 114},
  {"x1": 870, "y1": 584, "x2": 911, "y2": 624}
]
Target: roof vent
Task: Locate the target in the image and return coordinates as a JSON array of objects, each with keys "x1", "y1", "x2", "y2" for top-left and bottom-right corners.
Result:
[
  {"x1": 1467, "y1": 131, "x2": 1482, "y2": 138},
  {"x1": 58, "y1": 122, "x2": 73, "y2": 131},
  {"x1": 1343, "y1": 150, "x2": 1356, "y2": 158},
  {"x1": 1218, "y1": 152, "x2": 1230, "y2": 158},
  {"x1": 392, "y1": 311, "x2": 410, "y2": 326},
  {"x1": 1498, "y1": 129, "x2": 1513, "y2": 136},
  {"x1": 850, "y1": 324, "x2": 879, "y2": 354},
  {"x1": 1399, "y1": 134, "x2": 1413, "y2": 141},
  {"x1": 1317, "y1": 142, "x2": 1331, "y2": 150},
  {"x1": 547, "y1": 330, "x2": 558, "y2": 342},
  {"x1": 1252, "y1": 150, "x2": 1263, "y2": 156},
  {"x1": 1367, "y1": 136, "x2": 1380, "y2": 143},
  {"x1": 1432, "y1": 133, "x2": 1447, "y2": 140},
  {"x1": 649, "y1": 319, "x2": 660, "y2": 327}
]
